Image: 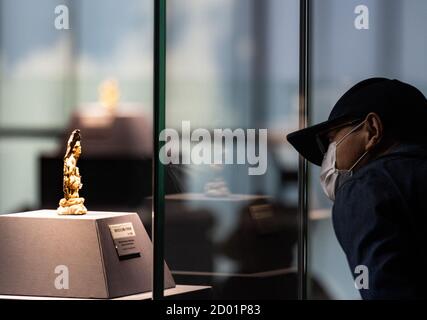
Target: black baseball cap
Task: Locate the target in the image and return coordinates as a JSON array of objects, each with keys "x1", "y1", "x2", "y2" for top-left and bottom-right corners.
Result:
[{"x1": 286, "y1": 77, "x2": 427, "y2": 166}]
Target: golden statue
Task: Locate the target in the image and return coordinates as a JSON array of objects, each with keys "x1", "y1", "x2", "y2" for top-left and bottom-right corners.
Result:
[
  {"x1": 57, "y1": 129, "x2": 88, "y2": 215},
  {"x1": 99, "y1": 78, "x2": 120, "y2": 114}
]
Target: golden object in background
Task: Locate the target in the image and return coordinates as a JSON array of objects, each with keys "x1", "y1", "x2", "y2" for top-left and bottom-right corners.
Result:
[
  {"x1": 98, "y1": 78, "x2": 120, "y2": 113},
  {"x1": 57, "y1": 129, "x2": 88, "y2": 215}
]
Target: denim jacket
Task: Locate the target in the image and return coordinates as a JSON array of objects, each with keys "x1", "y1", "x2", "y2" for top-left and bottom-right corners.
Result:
[{"x1": 333, "y1": 142, "x2": 427, "y2": 299}]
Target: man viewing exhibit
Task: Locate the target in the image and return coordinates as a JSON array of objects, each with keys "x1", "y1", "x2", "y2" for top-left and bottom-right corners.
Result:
[{"x1": 287, "y1": 77, "x2": 427, "y2": 299}]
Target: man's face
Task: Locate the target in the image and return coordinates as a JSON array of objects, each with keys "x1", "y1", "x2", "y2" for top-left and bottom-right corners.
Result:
[{"x1": 325, "y1": 122, "x2": 367, "y2": 170}]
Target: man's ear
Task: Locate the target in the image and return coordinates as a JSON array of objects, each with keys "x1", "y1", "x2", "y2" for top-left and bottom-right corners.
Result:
[{"x1": 364, "y1": 112, "x2": 383, "y2": 151}]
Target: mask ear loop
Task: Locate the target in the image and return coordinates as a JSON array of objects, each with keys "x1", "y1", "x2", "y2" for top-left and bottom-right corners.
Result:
[
  {"x1": 335, "y1": 120, "x2": 368, "y2": 172},
  {"x1": 336, "y1": 120, "x2": 366, "y2": 147},
  {"x1": 348, "y1": 149, "x2": 369, "y2": 171}
]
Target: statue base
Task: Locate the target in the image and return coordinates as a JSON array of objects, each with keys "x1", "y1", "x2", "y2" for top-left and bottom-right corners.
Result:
[{"x1": 57, "y1": 197, "x2": 87, "y2": 215}]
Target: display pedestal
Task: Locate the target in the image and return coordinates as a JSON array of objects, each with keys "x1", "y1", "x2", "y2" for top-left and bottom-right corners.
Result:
[
  {"x1": 0, "y1": 210, "x2": 175, "y2": 299},
  {"x1": 0, "y1": 285, "x2": 212, "y2": 300}
]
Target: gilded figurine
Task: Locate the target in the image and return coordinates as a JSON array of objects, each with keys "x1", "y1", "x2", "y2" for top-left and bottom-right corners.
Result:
[{"x1": 57, "y1": 129, "x2": 88, "y2": 215}]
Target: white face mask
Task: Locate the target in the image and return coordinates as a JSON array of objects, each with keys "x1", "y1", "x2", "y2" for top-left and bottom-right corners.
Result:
[{"x1": 319, "y1": 121, "x2": 369, "y2": 201}]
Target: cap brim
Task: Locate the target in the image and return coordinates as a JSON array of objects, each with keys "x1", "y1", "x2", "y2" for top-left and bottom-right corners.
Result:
[{"x1": 286, "y1": 116, "x2": 353, "y2": 166}]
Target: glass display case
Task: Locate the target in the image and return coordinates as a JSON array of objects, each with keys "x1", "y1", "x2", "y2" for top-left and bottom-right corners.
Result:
[{"x1": 152, "y1": 0, "x2": 301, "y2": 300}]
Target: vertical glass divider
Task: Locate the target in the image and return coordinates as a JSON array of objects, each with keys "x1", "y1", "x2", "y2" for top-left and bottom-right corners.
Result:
[
  {"x1": 298, "y1": 0, "x2": 310, "y2": 300},
  {"x1": 153, "y1": 0, "x2": 167, "y2": 300}
]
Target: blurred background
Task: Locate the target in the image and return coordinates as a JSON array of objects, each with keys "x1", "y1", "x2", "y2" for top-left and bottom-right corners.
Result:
[{"x1": 0, "y1": 0, "x2": 426, "y2": 299}]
